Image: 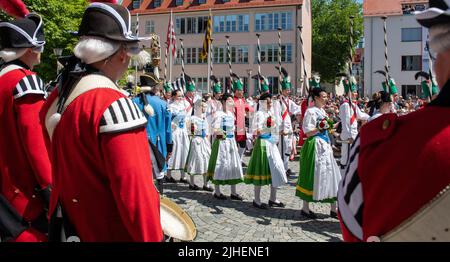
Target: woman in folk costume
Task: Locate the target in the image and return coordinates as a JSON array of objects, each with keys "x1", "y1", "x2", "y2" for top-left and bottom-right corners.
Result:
[
  {"x1": 166, "y1": 88, "x2": 190, "y2": 184},
  {"x1": 295, "y1": 88, "x2": 341, "y2": 219},
  {"x1": 367, "y1": 91, "x2": 393, "y2": 122},
  {"x1": 207, "y1": 92, "x2": 244, "y2": 201},
  {"x1": 185, "y1": 98, "x2": 213, "y2": 192},
  {"x1": 245, "y1": 93, "x2": 287, "y2": 209}
]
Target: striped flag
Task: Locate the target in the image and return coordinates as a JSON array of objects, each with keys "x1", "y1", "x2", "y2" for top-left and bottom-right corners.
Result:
[
  {"x1": 166, "y1": 10, "x2": 177, "y2": 58},
  {"x1": 200, "y1": 12, "x2": 212, "y2": 60}
]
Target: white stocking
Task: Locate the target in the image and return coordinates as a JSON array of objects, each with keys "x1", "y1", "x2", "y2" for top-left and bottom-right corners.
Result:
[
  {"x1": 189, "y1": 176, "x2": 195, "y2": 186},
  {"x1": 202, "y1": 175, "x2": 209, "y2": 187},
  {"x1": 254, "y1": 186, "x2": 262, "y2": 205},
  {"x1": 231, "y1": 185, "x2": 237, "y2": 195},
  {"x1": 302, "y1": 201, "x2": 310, "y2": 213},
  {"x1": 269, "y1": 186, "x2": 278, "y2": 202},
  {"x1": 214, "y1": 185, "x2": 221, "y2": 196}
]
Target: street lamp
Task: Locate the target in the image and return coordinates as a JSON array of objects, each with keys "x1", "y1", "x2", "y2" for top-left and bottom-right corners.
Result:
[{"x1": 53, "y1": 48, "x2": 63, "y2": 75}]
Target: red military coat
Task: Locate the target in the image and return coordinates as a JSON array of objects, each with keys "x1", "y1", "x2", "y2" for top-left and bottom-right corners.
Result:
[
  {"x1": 338, "y1": 81, "x2": 450, "y2": 241},
  {"x1": 40, "y1": 74, "x2": 163, "y2": 242},
  {"x1": 234, "y1": 96, "x2": 253, "y2": 143},
  {"x1": 0, "y1": 62, "x2": 52, "y2": 242}
]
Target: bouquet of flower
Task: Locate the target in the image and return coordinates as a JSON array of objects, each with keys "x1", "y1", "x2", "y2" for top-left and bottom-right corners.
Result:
[
  {"x1": 317, "y1": 117, "x2": 334, "y2": 132},
  {"x1": 266, "y1": 116, "x2": 274, "y2": 128}
]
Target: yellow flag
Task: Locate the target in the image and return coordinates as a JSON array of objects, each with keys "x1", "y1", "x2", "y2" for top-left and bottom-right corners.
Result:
[{"x1": 200, "y1": 14, "x2": 212, "y2": 60}]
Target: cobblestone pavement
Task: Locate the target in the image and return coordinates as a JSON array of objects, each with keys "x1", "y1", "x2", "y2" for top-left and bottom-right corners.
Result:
[{"x1": 163, "y1": 156, "x2": 343, "y2": 242}]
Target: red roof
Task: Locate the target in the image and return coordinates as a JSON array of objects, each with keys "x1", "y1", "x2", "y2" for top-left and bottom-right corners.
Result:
[
  {"x1": 363, "y1": 0, "x2": 427, "y2": 17},
  {"x1": 121, "y1": 0, "x2": 304, "y2": 15}
]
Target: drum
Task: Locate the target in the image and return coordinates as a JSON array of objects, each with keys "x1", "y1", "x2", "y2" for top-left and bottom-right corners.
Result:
[{"x1": 160, "y1": 196, "x2": 197, "y2": 242}]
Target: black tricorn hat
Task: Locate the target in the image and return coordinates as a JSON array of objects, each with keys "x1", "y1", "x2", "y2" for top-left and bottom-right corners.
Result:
[
  {"x1": 75, "y1": 3, "x2": 145, "y2": 42},
  {"x1": 0, "y1": 14, "x2": 45, "y2": 49},
  {"x1": 140, "y1": 73, "x2": 162, "y2": 87},
  {"x1": 415, "y1": 0, "x2": 450, "y2": 28}
]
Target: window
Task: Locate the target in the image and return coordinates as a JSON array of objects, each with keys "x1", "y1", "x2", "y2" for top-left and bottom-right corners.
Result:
[
  {"x1": 255, "y1": 12, "x2": 292, "y2": 31},
  {"x1": 213, "y1": 15, "x2": 249, "y2": 33},
  {"x1": 131, "y1": 22, "x2": 137, "y2": 34},
  {"x1": 213, "y1": 46, "x2": 249, "y2": 64},
  {"x1": 401, "y1": 85, "x2": 420, "y2": 98},
  {"x1": 176, "y1": 0, "x2": 183, "y2": 6},
  {"x1": 175, "y1": 47, "x2": 207, "y2": 64},
  {"x1": 255, "y1": 44, "x2": 293, "y2": 63},
  {"x1": 198, "y1": 0, "x2": 206, "y2": 4},
  {"x1": 145, "y1": 20, "x2": 155, "y2": 34},
  {"x1": 132, "y1": 0, "x2": 142, "y2": 9},
  {"x1": 402, "y1": 55, "x2": 421, "y2": 71},
  {"x1": 154, "y1": 0, "x2": 162, "y2": 7},
  {"x1": 176, "y1": 16, "x2": 208, "y2": 35},
  {"x1": 401, "y1": 28, "x2": 422, "y2": 42}
]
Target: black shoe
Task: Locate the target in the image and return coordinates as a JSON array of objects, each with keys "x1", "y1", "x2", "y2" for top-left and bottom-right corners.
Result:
[
  {"x1": 330, "y1": 211, "x2": 338, "y2": 219},
  {"x1": 252, "y1": 201, "x2": 268, "y2": 209},
  {"x1": 268, "y1": 200, "x2": 285, "y2": 208},
  {"x1": 164, "y1": 176, "x2": 177, "y2": 184},
  {"x1": 214, "y1": 193, "x2": 227, "y2": 200},
  {"x1": 202, "y1": 186, "x2": 214, "y2": 192},
  {"x1": 242, "y1": 162, "x2": 248, "y2": 168},
  {"x1": 230, "y1": 194, "x2": 244, "y2": 201},
  {"x1": 301, "y1": 210, "x2": 317, "y2": 219},
  {"x1": 179, "y1": 178, "x2": 189, "y2": 184},
  {"x1": 286, "y1": 169, "x2": 296, "y2": 177},
  {"x1": 189, "y1": 184, "x2": 200, "y2": 190}
]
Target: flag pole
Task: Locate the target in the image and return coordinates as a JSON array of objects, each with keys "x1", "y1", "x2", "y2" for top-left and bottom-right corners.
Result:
[
  {"x1": 134, "y1": 12, "x2": 139, "y2": 96},
  {"x1": 207, "y1": 38, "x2": 213, "y2": 94},
  {"x1": 206, "y1": 9, "x2": 213, "y2": 94},
  {"x1": 169, "y1": 10, "x2": 173, "y2": 82}
]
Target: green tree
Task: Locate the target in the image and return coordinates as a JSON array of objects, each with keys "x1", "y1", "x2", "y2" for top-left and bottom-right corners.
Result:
[
  {"x1": 1, "y1": 0, "x2": 88, "y2": 82},
  {"x1": 312, "y1": 0, "x2": 363, "y2": 82}
]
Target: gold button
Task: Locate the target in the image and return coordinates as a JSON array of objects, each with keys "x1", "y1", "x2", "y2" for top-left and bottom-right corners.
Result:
[
  {"x1": 14, "y1": 189, "x2": 20, "y2": 194},
  {"x1": 382, "y1": 120, "x2": 390, "y2": 130},
  {"x1": 31, "y1": 194, "x2": 36, "y2": 198},
  {"x1": 72, "y1": 199, "x2": 78, "y2": 203}
]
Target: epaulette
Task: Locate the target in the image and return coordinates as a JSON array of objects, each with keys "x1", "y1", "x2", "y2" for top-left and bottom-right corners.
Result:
[
  {"x1": 360, "y1": 113, "x2": 397, "y2": 150},
  {"x1": 99, "y1": 97, "x2": 147, "y2": 134},
  {"x1": 13, "y1": 74, "x2": 46, "y2": 99}
]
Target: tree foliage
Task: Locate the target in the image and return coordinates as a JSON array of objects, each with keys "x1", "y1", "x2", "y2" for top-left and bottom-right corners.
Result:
[
  {"x1": 1, "y1": 0, "x2": 88, "y2": 82},
  {"x1": 312, "y1": 0, "x2": 363, "y2": 82}
]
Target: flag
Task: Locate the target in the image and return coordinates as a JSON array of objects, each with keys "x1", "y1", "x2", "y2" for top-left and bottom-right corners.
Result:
[
  {"x1": 166, "y1": 10, "x2": 177, "y2": 58},
  {"x1": 172, "y1": 77, "x2": 185, "y2": 95},
  {"x1": 200, "y1": 12, "x2": 212, "y2": 60}
]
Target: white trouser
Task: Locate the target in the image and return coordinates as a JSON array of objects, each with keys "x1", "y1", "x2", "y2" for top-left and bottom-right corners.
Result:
[
  {"x1": 279, "y1": 134, "x2": 293, "y2": 171},
  {"x1": 149, "y1": 145, "x2": 165, "y2": 180}
]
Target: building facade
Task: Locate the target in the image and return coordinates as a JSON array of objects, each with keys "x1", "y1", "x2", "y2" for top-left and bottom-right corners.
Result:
[
  {"x1": 121, "y1": 0, "x2": 311, "y2": 96},
  {"x1": 363, "y1": 0, "x2": 430, "y2": 98}
]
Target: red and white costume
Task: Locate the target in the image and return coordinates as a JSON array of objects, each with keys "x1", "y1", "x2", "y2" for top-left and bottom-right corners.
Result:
[
  {"x1": 0, "y1": 61, "x2": 51, "y2": 242},
  {"x1": 41, "y1": 74, "x2": 163, "y2": 242},
  {"x1": 338, "y1": 83, "x2": 450, "y2": 241}
]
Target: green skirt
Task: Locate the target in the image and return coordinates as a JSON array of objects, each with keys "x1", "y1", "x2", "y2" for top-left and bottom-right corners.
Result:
[
  {"x1": 295, "y1": 136, "x2": 335, "y2": 203},
  {"x1": 244, "y1": 138, "x2": 272, "y2": 186}
]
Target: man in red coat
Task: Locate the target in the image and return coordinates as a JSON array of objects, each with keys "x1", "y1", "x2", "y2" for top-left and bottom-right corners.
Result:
[
  {"x1": 0, "y1": 13, "x2": 51, "y2": 242},
  {"x1": 231, "y1": 75, "x2": 253, "y2": 161},
  {"x1": 338, "y1": 0, "x2": 450, "y2": 242},
  {"x1": 41, "y1": 3, "x2": 163, "y2": 242}
]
